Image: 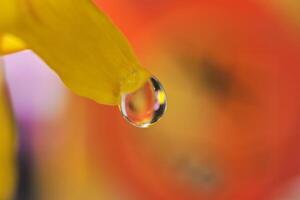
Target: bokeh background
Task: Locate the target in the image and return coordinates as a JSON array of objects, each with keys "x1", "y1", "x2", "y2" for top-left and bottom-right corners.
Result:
[{"x1": 1, "y1": 0, "x2": 300, "y2": 199}]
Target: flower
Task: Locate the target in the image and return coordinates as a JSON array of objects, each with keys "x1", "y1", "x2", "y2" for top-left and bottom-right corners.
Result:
[
  {"x1": 0, "y1": 1, "x2": 150, "y2": 199},
  {"x1": 88, "y1": 0, "x2": 300, "y2": 199},
  {"x1": 0, "y1": 0, "x2": 150, "y2": 105}
]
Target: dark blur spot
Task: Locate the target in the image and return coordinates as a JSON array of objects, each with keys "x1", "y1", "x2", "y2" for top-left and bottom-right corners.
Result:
[
  {"x1": 128, "y1": 101, "x2": 136, "y2": 112},
  {"x1": 188, "y1": 164, "x2": 218, "y2": 189},
  {"x1": 15, "y1": 120, "x2": 35, "y2": 200},
  {"x1": 200, "y1": 59, "x2": 234, "y2": 98},
  {"x1": 174, "y1": 156, "x2": 221, "y2": 191}
]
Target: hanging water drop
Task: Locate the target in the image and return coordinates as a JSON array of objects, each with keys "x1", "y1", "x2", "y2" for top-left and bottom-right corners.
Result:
[{"x1": 120, "y1": 76, "x2": 167, "y2": 128}]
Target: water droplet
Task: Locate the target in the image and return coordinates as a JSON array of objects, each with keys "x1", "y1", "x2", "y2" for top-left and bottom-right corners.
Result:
[{"x1": 120, "y1": 76, "x2": 167, "y2": 128}]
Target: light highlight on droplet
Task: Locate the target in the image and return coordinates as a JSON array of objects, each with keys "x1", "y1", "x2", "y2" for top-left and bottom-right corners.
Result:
[{"x1": 120, "y1": 76, "x2": 167, "y2": 128}]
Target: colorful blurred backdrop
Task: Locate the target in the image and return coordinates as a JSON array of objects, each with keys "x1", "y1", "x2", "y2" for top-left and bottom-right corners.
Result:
[{"x1": 1, "y1": 0, "x2": 300, "y2": 199}]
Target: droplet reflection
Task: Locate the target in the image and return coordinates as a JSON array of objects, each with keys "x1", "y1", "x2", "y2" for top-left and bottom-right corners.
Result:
[{"x1": 120, "y1": 76, "x2": 167, "y2": 128}]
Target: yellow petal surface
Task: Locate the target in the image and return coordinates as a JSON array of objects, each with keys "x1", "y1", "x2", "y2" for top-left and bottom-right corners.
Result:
[
  {"x1": 0, "y1": 60, "x2": 16, "y2": 200},
  {"x1": 0, "y1": 33, "x2": 27, "y2": 54},
  {"x1": 0, "y1": 0, "x2": 150, "y2": 105}
]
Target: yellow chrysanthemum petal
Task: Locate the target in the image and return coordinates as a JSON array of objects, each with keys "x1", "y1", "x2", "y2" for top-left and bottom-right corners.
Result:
[
  {"x1": 0, "y1": 61, "x2": 16, "y2": 200},
  {"x1": 0, "y1": 0, "x2": 150, "y2": 105},
  {"x1": 0, "y1": 33, "x2": 27, "y2": 54}
]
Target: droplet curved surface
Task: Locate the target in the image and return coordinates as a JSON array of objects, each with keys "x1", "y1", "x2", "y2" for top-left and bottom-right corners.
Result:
[{"x1": 120, "y1": 76, "x2": 167, "y2": 128}]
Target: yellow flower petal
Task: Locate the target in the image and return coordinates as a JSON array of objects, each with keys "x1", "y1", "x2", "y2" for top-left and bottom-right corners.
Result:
[
  {"x1": 0, "y1": 0, "x2": 150, "y2": 105},
  {"x1": 0, "y1": 61, "x2": 16, "y2": 200},
  {"x1": 0, "y1": 33, "x2": 27, "y2": 54}
]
